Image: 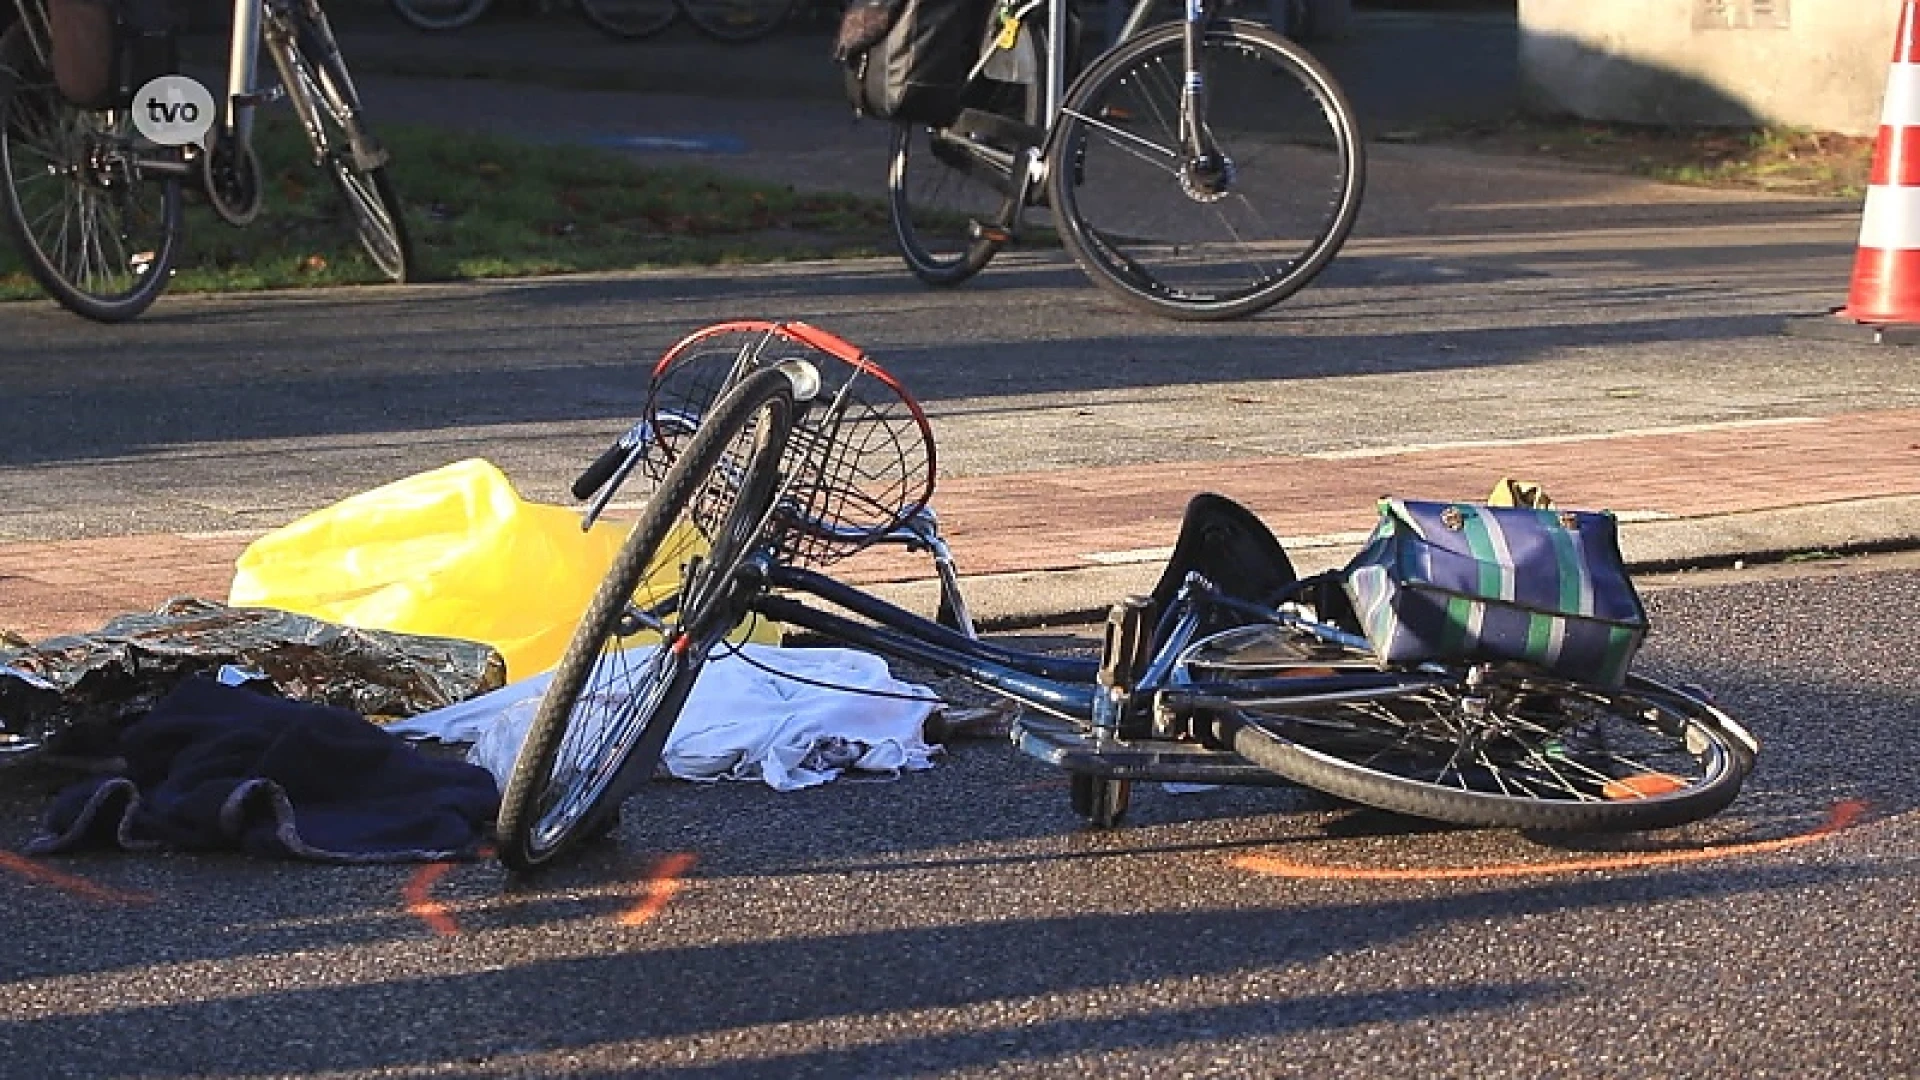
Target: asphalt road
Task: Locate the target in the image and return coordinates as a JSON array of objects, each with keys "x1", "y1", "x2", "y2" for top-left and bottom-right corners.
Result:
[{"x1": 1, "y1": 553, "x2": 1916, "y2": 1078}]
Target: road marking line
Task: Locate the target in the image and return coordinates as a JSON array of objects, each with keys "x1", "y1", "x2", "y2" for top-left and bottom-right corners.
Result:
[
  {"x1": 0, "y1": 850, "x2": 154, "y2": 904},
  {"x1": 590, "y1": 133, "x2": 746, "y2": 154},
  {"x1": 1304, "y1": 417, "x2": 1824, "y2": 461},
  {"x1": 1231, "y1": 800, "x2": 1868, "y2": 881},
  {"x1": 617, "y1": 852, "x2": 696, "y2": 926}
]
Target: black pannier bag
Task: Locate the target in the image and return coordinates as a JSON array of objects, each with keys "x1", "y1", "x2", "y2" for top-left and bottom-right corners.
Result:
[
  {"x1": 48, "y1": 0, "x2": 178, "y2": 111},
  {"x1": 834, "y1": 0, "x2": 993, "y2": 127}
]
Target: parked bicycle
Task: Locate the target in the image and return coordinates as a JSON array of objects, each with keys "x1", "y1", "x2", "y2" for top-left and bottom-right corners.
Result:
[
  {"x1": 0, "y1": 0, "x2": 412, "y2": 322},
  {"x1": 388, "y1": 0, "x2": 797, "y2": 43},
  {"x1": 494, "y1": 320, "x2": 1760, "y2": 873},
  {"x1": 844, "y1": 0, "x2": 1365, "y2": 320}
]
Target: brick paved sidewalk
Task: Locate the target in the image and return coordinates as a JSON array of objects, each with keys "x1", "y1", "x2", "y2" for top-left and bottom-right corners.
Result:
[{"x1": 4, "y1": 408, "x2": 1918, "y2": 644}]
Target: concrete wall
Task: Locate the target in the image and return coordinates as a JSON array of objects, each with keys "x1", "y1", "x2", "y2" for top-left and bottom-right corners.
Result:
[{"x1": 1519, "y1": 0, "x2": 1905, "y2": 134}]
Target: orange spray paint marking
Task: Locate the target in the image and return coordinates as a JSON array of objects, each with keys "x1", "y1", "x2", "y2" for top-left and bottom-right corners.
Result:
[
  {"x1": 1233, "y1": 800, "x2": 1871, "y2": 882},
  {"x1": 1601, "y1": 773, "x2": 1690, "y2": 800},
  {"x1": 617, "y1": 852, "x2": 696, "y2": 926},
  {"x1": 404, "y1": 862, "x2": 459, "y2": 935},
  {"x1": 0, "y1": 850, "x2": 154, "y2": 904}
]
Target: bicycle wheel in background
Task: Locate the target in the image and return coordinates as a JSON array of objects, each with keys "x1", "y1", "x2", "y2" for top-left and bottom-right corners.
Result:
[
  {"x1": 1187, "y1": 624, "x2": 1758, "y2": 831},
  {"x1": 495, "y1": 367, "x2": 799, "y2": 873},
  {"x1": 576, "y1": 0, "x2": 679, "y2": 39},
  {"x1": 0, "y1": 26, "x2": 182, "y2": 323},
  {"x1": 1047, "y1": 19, "x2": 1364, "y2": 320},
  {"x1": 888, "y1": 49, "x2": 1045, "y2": 287},
  {"x1": 678, "y1": 0, "x2": 796, "y2": 41},
  {"x1": 386, "y1": 0, "x2": 492, "y2": 31},
  {"x1": 266, "y1": 4, "x2": 413, "y2": 281}
]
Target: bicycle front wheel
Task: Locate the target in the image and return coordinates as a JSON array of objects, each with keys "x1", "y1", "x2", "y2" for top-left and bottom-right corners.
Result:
[
  {"x1": 678, "y1": 0, "x2": 795, "y2": 41},
  {"x1": 1047, "y1": 19, "x2": 1364, "y2": 321},
  {"x1": 576, "y1": 0, "x2": 679, "y2": 40},
  {"x1": 0, "y1": 26, "x2": 182, "y2": 323},
  {"x1": 268, "y1": 8, "x2": 413, "y2": 281},
  {"x1": 1189, "y1": 625, "x2": 1758, "y2": 831},
  {"x1": 495, "y1": 366, "x2": 798, "y2": 873}
]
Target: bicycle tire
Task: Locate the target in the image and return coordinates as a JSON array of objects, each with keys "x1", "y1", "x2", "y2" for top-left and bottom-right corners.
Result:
[
  {"x1": 1046, "y1": 19, "x2": 1364, "y2": 321},
  {"x1": 1195, "y1": 622, "x2": 1755, "y2": 831},
  {"x1": 495, "y1": 366, "x2": 798, "y2": 873},
  {"x1": 576, "y1": 0, "x2": 680, "y2": 40},
  {"x1": 887, "y1": 28, "x2": 1047, "y2": 286},
  {"x1": 385, "y1": 0, "x2": 492, "y2": 32},
  {"x1": 0, "y1": 26, "x2": 182, "y2": 323},
  {"x1": 268, "y1": 8, "x2": 414, "y2": 282},
  {"x1": 678, "y1": 0, "x2": 795, "y2": 41}
]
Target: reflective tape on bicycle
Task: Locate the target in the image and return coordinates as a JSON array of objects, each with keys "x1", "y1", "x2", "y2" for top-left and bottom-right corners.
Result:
[{"x1": 133, "y1": 76, "x2": 217, "y2": 150}]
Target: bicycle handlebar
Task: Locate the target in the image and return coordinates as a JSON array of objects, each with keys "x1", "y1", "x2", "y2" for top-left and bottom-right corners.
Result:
[
  {"x1": 570, "y1": 410, "x2": 703, "y2": 501},
  {"x1": 571, "y1": 420, "x2": 648, "y2": 501}
]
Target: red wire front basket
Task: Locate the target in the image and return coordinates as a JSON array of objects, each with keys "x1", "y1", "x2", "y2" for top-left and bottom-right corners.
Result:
[{"x1": 639, "y1": 320, "x2": 937, "y2": 568}]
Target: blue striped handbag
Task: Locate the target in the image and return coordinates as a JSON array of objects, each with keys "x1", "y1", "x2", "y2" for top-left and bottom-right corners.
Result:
[{"x1": 1343, "y1": 499, "x2": 1649, "y2": 686}]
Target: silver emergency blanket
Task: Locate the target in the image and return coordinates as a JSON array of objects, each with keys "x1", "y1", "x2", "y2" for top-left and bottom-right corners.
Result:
[{"x1": 1, "y1": 597, "x2": 506, "y2": 758}]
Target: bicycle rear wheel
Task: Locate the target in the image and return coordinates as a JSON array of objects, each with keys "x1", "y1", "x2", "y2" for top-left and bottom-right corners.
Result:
[
  {"x1": 576, "y1": 0, "x2": 679, "y2": 39},
  {"x1": 1046, "y1": 19, "x2": 1363, "y2": 321},
  {"x1": 495, "y1": 366, "x2": 798, "y2": 873},
  {"x1": 678, "y1": 0, "x2": 795, "y2": 41},
  {"x1": 0, "y1": 26, "x2": 182, "y2": 323},
  {"x1": 267, "y1": 5, "x2": 413, "y2": 281},
  {"x1": 887, "y1": 52, "x2": 1044, "y2": 287},
  {"x1": 1188, "y1": 625, "x2": 1758, "y2": 831}
]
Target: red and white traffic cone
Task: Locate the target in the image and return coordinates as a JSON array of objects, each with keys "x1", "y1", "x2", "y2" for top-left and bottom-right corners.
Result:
[{"x1": 1792, "y1": 0, "x2": 1920, "y2": 344}]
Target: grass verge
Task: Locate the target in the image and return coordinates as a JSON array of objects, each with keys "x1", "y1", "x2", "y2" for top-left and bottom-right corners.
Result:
[{"x1": 0, "y1": 111, "x2": 899, "y2": 300}]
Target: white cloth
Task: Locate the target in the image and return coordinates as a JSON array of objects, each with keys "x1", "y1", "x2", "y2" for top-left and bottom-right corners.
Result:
[{"x1": 388, "y1": 645, "x2": 945, "y2": 793}]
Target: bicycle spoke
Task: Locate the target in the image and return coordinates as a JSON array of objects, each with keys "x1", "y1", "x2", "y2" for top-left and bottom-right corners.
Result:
[
  {"x1": 271, "y1": 17, "x2": 410, "y2": 280},
  {"x1": 537, "y1": 644, "x2": 681, "y2": 842},
  {"x1": 1061, "y1": 104, "x2": 1179, "y2": 169},
  {"x1": 1249, "y1": 672, "x2": 1740, "y2": 816}
]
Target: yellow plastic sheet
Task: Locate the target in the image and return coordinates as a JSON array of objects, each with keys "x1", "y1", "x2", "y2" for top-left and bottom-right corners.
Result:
[{"x1": 229, "y1": 458, "x2": 776, "y2": 681}]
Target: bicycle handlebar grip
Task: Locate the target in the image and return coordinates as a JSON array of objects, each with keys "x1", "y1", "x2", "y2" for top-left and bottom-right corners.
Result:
[{"x1": 572, "y1": 420, "x2": 647, "y2": 501}]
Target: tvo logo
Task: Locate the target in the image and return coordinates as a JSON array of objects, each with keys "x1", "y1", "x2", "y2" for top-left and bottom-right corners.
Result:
[{"x1": 132, "y1": 76, "x2": 216, "y2": 148}]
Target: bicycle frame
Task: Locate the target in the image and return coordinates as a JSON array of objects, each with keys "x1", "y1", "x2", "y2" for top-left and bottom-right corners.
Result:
[
  {"x1": 228, "y1": 0, "x2": 364, "y2": 166},
  {"x1": 741, "y1": 547, "x2": 1405, "y2": 786},
  {"x1": 961, "y1": 0, "x2": 1228, "y2": 229},
  {"x1": 226, "y1": 0, "x2": 269, "y2": 146}
]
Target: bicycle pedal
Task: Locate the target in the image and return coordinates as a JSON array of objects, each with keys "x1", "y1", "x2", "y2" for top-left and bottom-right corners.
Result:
[
  {"x1": 230, "y1": 86, "x2": 286, "y2": 108},
  {"x1": 974, "y1": 222, "x2": 1014, "y2": 244}
]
